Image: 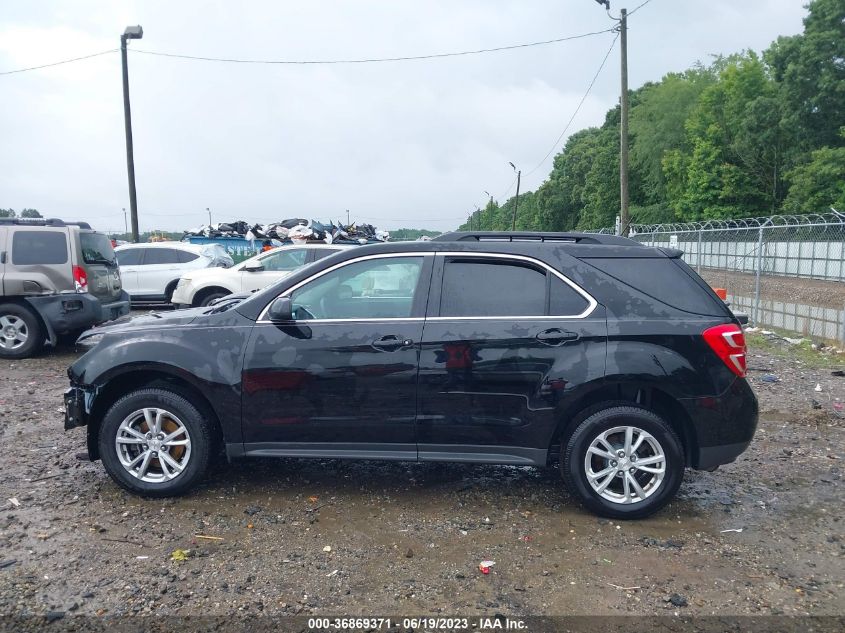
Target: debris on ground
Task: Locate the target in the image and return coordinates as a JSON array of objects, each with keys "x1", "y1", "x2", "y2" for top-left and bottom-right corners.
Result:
[
  {"x1": 170, "y1": 549, "x2": 191, "y2": 562},
  {"x1": 761, "y1": 374, "x2": 779, "y2": 383},
  {"x1": 479, "y1": 560, "x2": 495, "y2": 574}
]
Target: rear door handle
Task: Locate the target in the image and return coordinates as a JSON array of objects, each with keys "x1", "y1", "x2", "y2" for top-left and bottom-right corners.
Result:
[
  {"x1": 371, "y1": 335, "x2": 413, "y2": 352},
  {"x1": 536, "y1": 328, "x2": 579, "y2": 346}
]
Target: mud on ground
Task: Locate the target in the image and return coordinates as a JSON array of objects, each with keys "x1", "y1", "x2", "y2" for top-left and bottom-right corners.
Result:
[{"x1": 0, "y1": 337, "x2": 842, "y2": 620}]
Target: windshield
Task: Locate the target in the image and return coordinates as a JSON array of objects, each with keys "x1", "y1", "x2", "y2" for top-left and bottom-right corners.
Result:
[{"x1": 80, "y1": 232, "x2": 117, "y2": 266}]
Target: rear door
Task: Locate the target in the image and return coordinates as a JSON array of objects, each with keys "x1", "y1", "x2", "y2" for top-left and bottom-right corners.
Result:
[
  {"x1": 4, "y1": 228, "x2": 71, "y2": 295},
  {"x1": 137, "y1": 247, "x2": 182, "y2": 296},
  {"x1": 416, "y1": 253, "x2": 607, "y2": 465}
]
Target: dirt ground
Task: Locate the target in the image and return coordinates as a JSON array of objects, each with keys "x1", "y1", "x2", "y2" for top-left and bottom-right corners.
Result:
[{"x1": 0, "y1": 333, "x2": 843, "y2": 624}]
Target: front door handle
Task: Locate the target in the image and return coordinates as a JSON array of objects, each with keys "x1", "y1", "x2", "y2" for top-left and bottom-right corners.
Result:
[
  {"x1": 536, "y1": 328, "x2": 579, "y2": 346},
  {"x1": 371, "y1": 335, "x2": 413, "y2": 352}
]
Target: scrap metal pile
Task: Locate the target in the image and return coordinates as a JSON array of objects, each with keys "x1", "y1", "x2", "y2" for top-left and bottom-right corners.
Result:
[{"x1": 182, "y1": 218, "x2": 389, "y2": 244}]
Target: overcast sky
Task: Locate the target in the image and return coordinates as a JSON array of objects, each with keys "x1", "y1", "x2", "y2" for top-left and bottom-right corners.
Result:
[{"x1": 0, "y1": 0, "x2": 808, "y2": 234}]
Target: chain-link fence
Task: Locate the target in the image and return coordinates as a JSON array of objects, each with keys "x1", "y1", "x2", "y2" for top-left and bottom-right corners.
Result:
[{"x1": 614, "y1": 212, "x2": 845, "y2": 343}]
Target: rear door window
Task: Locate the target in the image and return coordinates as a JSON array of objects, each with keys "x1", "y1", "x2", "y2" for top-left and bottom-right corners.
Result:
[
  {"x1": 116, "y1": 249, "x2": 143, "y2": 266},
  {"x1": 440, "y1": 259, "x2": 546, "y2": 317},
  {"x1": 549, "y1": 276, "x2": 590, "y2": 316},
  {"x1": 11, "y1": 231, "x2": 68, "y2": 265},
  {"x1": 143, "y1": 248, "x2": 181, "y2": 265},
  {"x1": 176, "y1": 249, "x2": 200, "y2": 263}
]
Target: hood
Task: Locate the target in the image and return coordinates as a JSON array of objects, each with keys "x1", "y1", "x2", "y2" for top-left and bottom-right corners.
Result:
[{"x1": 77, "y1": 306, "x2": 207, "y2": 342}]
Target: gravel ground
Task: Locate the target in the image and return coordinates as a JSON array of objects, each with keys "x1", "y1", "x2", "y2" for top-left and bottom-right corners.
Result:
[
  {"x1": 0, "y1": 336, "x2": 843, "y2": 623},
  {"x1": 700, "y1": 268, "x2": 845, "y2": 310}
]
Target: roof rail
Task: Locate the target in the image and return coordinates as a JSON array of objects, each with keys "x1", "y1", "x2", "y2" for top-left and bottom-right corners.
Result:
[
  {"x1": 0, "y1": 218, "x2": 92, "y2": 229},
  {"x1": 432, "y1": 231, "x2": 641, "y2": 246}
]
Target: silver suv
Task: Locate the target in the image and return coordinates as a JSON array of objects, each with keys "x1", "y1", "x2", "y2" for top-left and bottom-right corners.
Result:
[{"x1": 0, "y1": 218, "x2": 130, "y2": 358}]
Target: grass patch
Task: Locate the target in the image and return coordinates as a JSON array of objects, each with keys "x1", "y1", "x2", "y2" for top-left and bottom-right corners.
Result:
[{"x1": 746, "y1": 329, "x2": 845, "y2": 370}]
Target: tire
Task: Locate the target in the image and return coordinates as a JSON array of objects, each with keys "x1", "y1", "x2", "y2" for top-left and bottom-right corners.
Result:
[
  {"x1": 99, "y1": 388, "x2": 212, "y2": 497},
  {"x1": 164, "y1": 280, "x2": 179, "y2": 304},
  {"x1": 198, "y1": 290, "x2": 229, "y2": 307},
  {"x1": 561, "y1": 405, "x2": 684, "y2": 520},
  {"x1": 0, "y1": 303, "x2": 44, "y2": 359}
]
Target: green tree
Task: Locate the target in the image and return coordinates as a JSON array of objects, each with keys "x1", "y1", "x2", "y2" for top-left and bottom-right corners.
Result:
[
  {"x1": 0, "y1": 209, "x2": 15, "y2": 218},
  {"x1": 20, "y1": 209, "x2": 42, "y2": 218},
  {"x1": 783, "y1": 141, "x2": 845, "y2": 212},
  {"x1": 766, "y1": 0, "x2": 845, "y2": 154},
  {"x1": 630, "y1": 68, "x2": 716, "y2": 205}
]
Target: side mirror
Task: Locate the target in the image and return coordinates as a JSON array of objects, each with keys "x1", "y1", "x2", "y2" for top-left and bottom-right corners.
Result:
[
  {"x1": 267, "y1": 296, "x2": 293, "y2": 321},
  {"x1": 243, "y1": 262, "x2": 265, "y2": 272}
]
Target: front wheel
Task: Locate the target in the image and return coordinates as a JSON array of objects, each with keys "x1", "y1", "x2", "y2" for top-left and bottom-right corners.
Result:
[
  {"x1": 561, "y1": 405, "x2": 684, "y2": 519},
  {"x1": 99, "y1": 388, "x2": 212, "y2": 497}
]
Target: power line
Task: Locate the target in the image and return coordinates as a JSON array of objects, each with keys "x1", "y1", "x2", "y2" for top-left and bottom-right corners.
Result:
[
  {"x1": 129, "y1": 28, "x2": 615, "y2": 66},
  {"x1": 0, "y1": 49, "x2": 118, "y2": 76},
  {"x1": 524, "y1": 31, "x2": 619, "y2": 178},
  {"x1": 628, "y1": 0, "x2": 655, "y2": 17}
]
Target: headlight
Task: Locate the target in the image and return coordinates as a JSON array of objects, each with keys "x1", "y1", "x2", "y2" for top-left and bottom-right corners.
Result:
[{"x1": 76, "y1": 331, "x2": 106, "y2": 349}]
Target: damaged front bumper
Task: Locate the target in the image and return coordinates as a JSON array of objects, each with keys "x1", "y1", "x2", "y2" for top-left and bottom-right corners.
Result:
[{"x1": 64, "y1": 384, "x2": 95, "y2": 430}]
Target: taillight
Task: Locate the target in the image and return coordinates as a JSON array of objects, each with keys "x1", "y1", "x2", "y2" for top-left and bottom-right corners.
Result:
[
  {"x1": 703, "y1": 324, "x2": 747, "y2": 377},
  {"x1": 72, "y1": 265, "x2": 88, "y2": 293}
]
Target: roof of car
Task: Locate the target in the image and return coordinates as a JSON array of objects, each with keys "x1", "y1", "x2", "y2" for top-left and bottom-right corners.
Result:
[{"x1": 115, "y1": 241, "x2": 208, "y2": 252}]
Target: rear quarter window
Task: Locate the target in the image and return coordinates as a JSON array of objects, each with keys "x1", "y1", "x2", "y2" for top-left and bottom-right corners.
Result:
[
  {"x1": 583, "y1": 257, "x2": 726, "y2": 316},
  {"x1": 12, "y1": 230, "x2": 68, "y2": 265},
  {"x1": 80, "y1": 232, "x2": 116, "y2": 265}
]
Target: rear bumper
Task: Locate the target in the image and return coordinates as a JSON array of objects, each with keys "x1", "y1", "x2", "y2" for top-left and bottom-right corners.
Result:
[
  {"x1": 25, "y1": 291, "x2": 129, "y2": 338},
  {"x1": 680, "y1": 377, "x2": 759, "y2": 470}
]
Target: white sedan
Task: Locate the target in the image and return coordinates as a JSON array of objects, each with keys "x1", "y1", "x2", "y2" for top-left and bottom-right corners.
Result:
[
  {"x1": 115, "y1": 242, "x2": 233, "y2": 304},
  {"x1": 171, "y1": 243, "x2": 345, "y2": 307}
]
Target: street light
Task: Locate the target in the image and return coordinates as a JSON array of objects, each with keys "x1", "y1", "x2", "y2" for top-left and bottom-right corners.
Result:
[
  {"x1": 509, "y1": 162, "x2": 521, "y2": 231},
  {"x1": 121, "y1": 25, "x2": 143, "y2": 243}
]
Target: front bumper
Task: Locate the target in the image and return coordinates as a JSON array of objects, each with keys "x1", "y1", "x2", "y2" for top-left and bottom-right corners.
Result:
[
  {"x1": 170, "y1": 281, "x2": 194, "y2": 306},
  {"x1": 64, "y1": 385, "x2": 92, "y2": 430}
]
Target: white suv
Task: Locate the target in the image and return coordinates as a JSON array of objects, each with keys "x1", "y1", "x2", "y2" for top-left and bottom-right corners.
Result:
[
  {"x1": 171, "y1": 243, "x2": 347, "y2": 307},
  {"x1": 115, "y1": 242, "x2": 233, "y2": 304}
]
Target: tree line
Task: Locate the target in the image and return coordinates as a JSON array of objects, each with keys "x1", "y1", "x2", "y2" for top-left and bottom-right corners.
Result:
[
  {"x1": 0, "y1": 209, "x2": 42, "y2": 218},
  {"x1": 460, "y1": 0, "x2": 845, "y2": 233}
]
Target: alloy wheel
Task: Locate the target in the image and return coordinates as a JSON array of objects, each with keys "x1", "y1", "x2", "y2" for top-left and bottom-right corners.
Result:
[
  {"x1": 115, "y1": 407, "x2": 192, "y2": 483},
  {"x1": 0, "y1": 315, "x2": 28, "y2": 350},
  {"x1": 584, "y1": 425, "x2": 666, "y2": 505}
]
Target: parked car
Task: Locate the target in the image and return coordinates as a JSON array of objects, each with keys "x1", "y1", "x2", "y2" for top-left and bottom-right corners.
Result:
[
  {"x1": 170, "y1": 243, "x2": 345, "y2": 307},
  {"x1": 0, "y1": 218, "x2": 129, "y2": 359},
  {"x1": 114, "y1": 242, "x2": 233, "y2": 305},
  {"x1": 65, "y1": 231, "x2": 758, "y2": 519}
]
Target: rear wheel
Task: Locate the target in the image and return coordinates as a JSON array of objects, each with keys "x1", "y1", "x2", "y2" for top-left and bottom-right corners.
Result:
[
  {"x1": 0, "y1": 303, "x2": 43, "y2": 359},
  {"x1": 561, "y1": 405, "x2": 684, "y2": 519},
  {"x1": 99, "y1": 388, "x2": 212, "y2": 497}
]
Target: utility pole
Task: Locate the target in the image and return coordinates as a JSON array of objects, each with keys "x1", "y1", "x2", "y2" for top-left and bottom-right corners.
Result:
[
  {"x1": 483, "y1": 191, "x2": 493, "y2": 229},
  {"x1": 619, "y1": 7, "x2": 630, "y2": 236},
  {"x1": 120, "y1": 26, "x2": 143, "y2": 243},
  {"x1": 122, "y1": 208, "x2": 128, "y2": 235},
  {"x1": 346, "y1": 209, "x2": 350, "y2": 226},
  {"x1": 207, "y1": 207, "x2": 211, "y2": 226},
  {"x1": 509, "y1": 162, "x2": 521, "y2": 231}
]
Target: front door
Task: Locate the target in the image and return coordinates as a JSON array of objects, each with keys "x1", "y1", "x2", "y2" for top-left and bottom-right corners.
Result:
[
  {"x1": 240, "y1": 253, "x2": 432, "y2": 458},
  {"x1": 416, "y1": 253, "x2": 607, "y2": 465}
]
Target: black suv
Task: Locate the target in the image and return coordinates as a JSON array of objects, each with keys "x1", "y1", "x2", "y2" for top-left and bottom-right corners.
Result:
[{"x1": 65, "y1": 232, "x2": 757, "y2": 519}]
